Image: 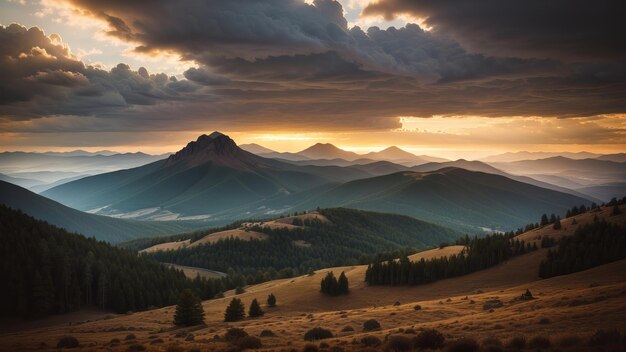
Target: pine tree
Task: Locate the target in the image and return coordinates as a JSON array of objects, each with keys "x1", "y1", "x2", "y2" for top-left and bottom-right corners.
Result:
[
  {"x1": 540, "y1": 214, "x2": 549, "y2": 226},
  {"x1": 267, "y1": 293, "x2": 276, "y2": 307},
  {"x1": 224, "y1": 298, "x2": 245, "y2": 322},
  {"x1": 553, "y1": 216, "x2": 562, "y2": 229},
  {"x1": 248, "y1": 298, "x2": 264, "y2": 317},
  {"x1": 173, "y1": 289, "x2": 205, "y2": 326},
  {"x1": 337, "y1": 271, "x2": 349, "y2": 294},
  {"x1": 612, "y1": 204, "x2": 622, "y2": 216}
]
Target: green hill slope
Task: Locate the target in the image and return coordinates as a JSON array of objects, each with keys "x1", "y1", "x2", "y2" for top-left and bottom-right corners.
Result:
[{"x1": 0, "y1": 181, "x2": 205, "y2": 243}]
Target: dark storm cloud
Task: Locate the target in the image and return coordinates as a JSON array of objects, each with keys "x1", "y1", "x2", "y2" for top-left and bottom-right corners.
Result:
[
  {"x1": 1, "y1": 0, "x2": 625, "y2": 136},
  {"x1": 362, "y1": 0, "x2": 626, "y2": 61}
]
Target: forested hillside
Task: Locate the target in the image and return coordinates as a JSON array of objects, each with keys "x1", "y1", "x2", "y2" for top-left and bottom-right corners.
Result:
[
  {"x1": 147, "y1": 208, "x2": 461, "y2": 285},
  {"x1": 0, "y1": 206, "x2": 227, "y2": 318}
]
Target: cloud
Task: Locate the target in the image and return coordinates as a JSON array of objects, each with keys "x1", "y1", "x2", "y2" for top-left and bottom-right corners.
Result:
[
  {"x1": 0, "y1": 0, "x2": 625, "y2": 148},
  {"x1": 0, "y1": 24, "x2": 201, "y2": 117},
  {"x1": 362, "y1": 0, "x2": 626, "y2": 61}
]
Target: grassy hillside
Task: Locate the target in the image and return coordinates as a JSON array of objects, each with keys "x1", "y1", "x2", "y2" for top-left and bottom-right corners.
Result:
[
  {"x1": 0, "y1": 181, "x2": 207, "y2": 243},
  {"x1": 142, "y1": 208, "x2": 461, "y2": 284}
]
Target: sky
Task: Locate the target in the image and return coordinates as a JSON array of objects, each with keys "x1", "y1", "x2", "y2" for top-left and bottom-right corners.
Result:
[{"x1": 0, "y1": 0, "x2": 624, "y2": 159}]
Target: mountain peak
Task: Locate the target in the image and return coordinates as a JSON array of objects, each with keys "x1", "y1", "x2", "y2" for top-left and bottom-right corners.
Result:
[{"x1": 165, "y1": 132, "x2": 247, "y2": 167}]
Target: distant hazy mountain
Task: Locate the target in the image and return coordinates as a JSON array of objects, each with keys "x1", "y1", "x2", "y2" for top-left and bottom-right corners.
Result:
[
  {"x1": 491, "y1": 157, "x2": 626, "y2": 184},
  {"x1": 489, "y1": 157, "x2": 626, "y2": 200},
  {"x1": 239, "y1": 143, "x2": 277, "y2": 154},
  {"x1": 0, "y1": 151, "x2": 166, "y2": 180},
  {"x1": 0, "y1": 181, "x2": 204, "y2": 243},
  {"x1": 0, "y1": 173, "x2": 44, "y2": 189},
  {"x1": 363, "y1": 146, "x2": 447, "y2": 164},
  {"x1": 284, "y1": 168, "x2": 592, "y2": 232},
  {"x1": 297, "y1": 143, "x2": 362, "y2": 161},
  {"x1": 596, "y1": 153, "x2": 626, "y2": 163},
  {"x1": 482, "y1": 151, "x2": 600, "y2": 162}
]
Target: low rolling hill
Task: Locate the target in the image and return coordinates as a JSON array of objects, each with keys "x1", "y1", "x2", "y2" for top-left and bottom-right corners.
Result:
[{"x1": 135, "y1": 208, "x2": 462, "y2": 281}]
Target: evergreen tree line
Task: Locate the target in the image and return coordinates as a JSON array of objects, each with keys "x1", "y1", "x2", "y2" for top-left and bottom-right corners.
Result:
[
  {"x1": 0, "y1": 206, "x2": 228, "y2": 318},
  {"x1": 148, "y1": 208, "x2": 460, "y2": 287},
  {"x1": 365, "y1": 233, "x2": 536, "y2": 286},
  {"x1": 320, "y1": 271, "x2": 349, "y2": 296},
  {"x1": 538, "y1": 220, "x2": 626, "y2": 278}
]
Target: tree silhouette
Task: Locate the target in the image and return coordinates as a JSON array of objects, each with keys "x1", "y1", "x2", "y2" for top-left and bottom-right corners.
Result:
[
  {"x1": 248, "y1": 298, "x2": 264, "y2": 317},
  {"x1": 553, "y1": 216, "x2": 562, "y2": 229},
  {"x1": 174, "y1": 289, "x2": 205, "y2": 326},
  {"x1": 267, "y1": 293, "x2": 276, "y2": 307},
  {"x1": 224, "y1": 298, "x2": 246, "y2": 322}
]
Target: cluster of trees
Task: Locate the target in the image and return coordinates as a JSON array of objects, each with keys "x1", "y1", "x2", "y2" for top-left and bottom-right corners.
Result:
[
  {"x1": 148, "y1": 208, "x2": 459, "y2": 287},
  {"x1": 365, "y1": 233, "x2": 536, "y2": 286},
  {"x1": 224, "y1": 294, "x2": 276, "y2": 322},
  {"x1": 0, "y1": 206, "x2": 225, "y2": 318},
  {"x1": 539, "y1": 220, "x2": 626, "y2": 278},
  {"x1": 320, "y1": 271, "x2": 349, "y2": 296}
]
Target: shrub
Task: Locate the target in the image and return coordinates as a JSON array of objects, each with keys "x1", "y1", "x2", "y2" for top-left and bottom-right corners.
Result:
[
  {"x1": 150, "y1": 338, "x2": 164, "y2": 344},
  {"x1": 341, "y1": 326, "x2": 354, "y2": 332},
  {"x1": 225, "y1": 328, "x2": 248, "y2": 342},
  {"x1": 235, "y1": 286, "x2": 245, "y2": 294},
  {"x1": 482, "y1": 299, "x2": 503, "y2": 310},
  {"x1": 538, "y1": 317, "x2": 550, "y2": 324},
  {"x1": 125, "y1": 334, "x2": 136, "y2": 340},
  {"x1": 56, "y1": 336, "x2": 79, "y2": 349},
  {"x1": 319, "y1": 342, "x2": 330, "y2": 348},
  {"x1": 361, "y1": 335, "x2": 382, "y2": 347},
  {"x1": 260, "y1": 329, "x2": 276, "y2": 337},
  {"x1": 384, "y1": 335, "x2": 412, "y2": 352},
  {"x1": 528, "y1": 336, "x2": 551, "y2": 349},
  {"x1": 482, "y1": 337, "x2": 502, "y2": 347},
  {"x1": 393, "y1": 301, "x2": 401, "y2": 306},
  {"x1": 126, "y1": 344, "x2": 146, "y2": 351},
  {"x1": 363, "y1": 319, "x2": 381, "y2": 331},
  {"x1": 506, "y1": 336, "x2": 526, "y2": 350},
  {"x1": 404, "y1": 328, "x2": 416, "y2": 335},
  {"x1": 413, "y1": 328, "x2": 445, "y2": 350},
  {"x1": 304, "y1": 327, "x2": 333, "y2": 341},
  {"x1": 237, "y1": 336, "x2": 263, "y2": 349},
  {"x1": 110, "y1": 338, "x2": 121, "y2": 344},
  {"x1": 447, "y1": 338, "x2": 479, "y2": 352},
  {"x1": 557, "y1": 335, "x2": 582, "y2": 347},
  {"x1": 413, "y1": 304, "x2": 422, "y2": 311},
  {"x1": 267, "y1": 293, "x2": 277, "y2": 307},
  {"x1": 302, "y1": 343, "x2": 319, "y2": 352},
  {"x1": 588, "y1": 329, "x2": 623, "y2": 346}
]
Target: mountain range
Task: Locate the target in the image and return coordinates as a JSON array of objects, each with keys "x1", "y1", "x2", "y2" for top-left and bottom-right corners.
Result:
[{"x1": 41, "y1": 132, "x2": 593, "y2": 232}]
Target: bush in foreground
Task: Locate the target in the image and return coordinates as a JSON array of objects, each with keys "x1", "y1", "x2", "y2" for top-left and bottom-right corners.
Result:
[
  {"x1": 588, "y1": 329, "x2": 623, "y2": 346},
  {"x1": 304, "y1": 327, "x2": 333, "y2": 341},
  {"x1": 384, "y1": 335, "x2": 412, "y2": 352},
  {"x1": 56, "y1": 336, "x2": 79, "y2": 349},
  {"x1": 446, "y1": 337, "x2": 479, "y2": 352},
  {"x1": 363, "y1": 319, "x2": 381, "y2": 331},
  {"x1": 225, "y1": 328, "x2": 248, "y2": 343},
  {"x1": 528, "y1": 336, "x2": 551, "y2": 349},
  {"x1": 237, "y1": 336, "x2": 262, "y2": 349},
  {"x1": 506, "y1": 336, "x2": 526, "y2": 349},
  {"x1": 413, "y1": 328, "x2": 445, "y2": 350},
  {"x1": 361, "y1": 335, "x2": 382, "y2": 347}
]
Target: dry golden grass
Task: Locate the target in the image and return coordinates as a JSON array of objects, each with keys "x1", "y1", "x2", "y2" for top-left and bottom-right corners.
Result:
[
  {"x1": 141, "y1": 212, "x2": 329, "y2": 253},
  {"x1": 2, "y1": 207, "x2": 624, "y2": 351},
  {"x1": 165, "y1": 264, "x2": 225, "y2": 279}
]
